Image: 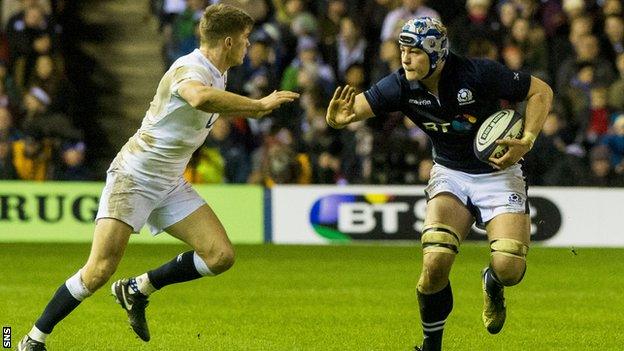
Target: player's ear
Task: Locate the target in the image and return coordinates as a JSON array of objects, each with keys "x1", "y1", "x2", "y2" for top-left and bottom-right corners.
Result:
[{"x1": 224, "y1": 36, "x2": 233, "y2": 48}]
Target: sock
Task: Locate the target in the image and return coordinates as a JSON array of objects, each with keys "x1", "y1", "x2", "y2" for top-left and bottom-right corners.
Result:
[
  {"x1": 33, "y1": 270, "x2": 92, "y2": 335},
  {"x1": 131, "y1": 273, "x2": 157, "y2": 296},
  {"x1": 147, "y1": 251, "x2": 213, "y2": 290},
  {"x1": 28, "y1": 326, "x2": 48, "y2": 344},
  {"x1": 417, "y1": 282, "x2": 453, "y2": 351},
  {"x1": 485, "y1": 267, "x2": 503, "y2": 291}
]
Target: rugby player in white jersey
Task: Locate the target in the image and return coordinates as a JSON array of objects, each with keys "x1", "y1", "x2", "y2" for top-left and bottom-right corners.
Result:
[{"x1": 18, "y1": 5, "x2": 299, "y2": 350}]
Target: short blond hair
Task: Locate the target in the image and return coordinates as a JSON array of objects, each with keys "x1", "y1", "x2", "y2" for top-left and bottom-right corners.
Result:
[{"x1": 199, "y1": 4, "x2": 254, "y2": 47}]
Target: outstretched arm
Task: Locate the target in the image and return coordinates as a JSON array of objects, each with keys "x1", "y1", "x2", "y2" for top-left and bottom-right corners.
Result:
[
  {"x1": 326, "y1": 85, "x2": 375, "y2": 129},
  {"x1": 178, "y1": 81, "x2": 299, "y2": 119},
  {"x1": 489, "y1": 76, "x2": 553, "y2": 170}
]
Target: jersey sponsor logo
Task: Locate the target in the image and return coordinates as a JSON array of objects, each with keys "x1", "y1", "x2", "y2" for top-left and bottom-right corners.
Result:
[
  {"x1": 409, "y1": 98, "x2": 432, "y2": 106},
  {"x1": 422, "y1": 114, "x2": 477, "y2": 134},
  {"x1": 457, "y1": 88, "x2": 475, "y2": 106},
  {"x1": 513, "y1": 72, "x2": 520, "y2": 81}
]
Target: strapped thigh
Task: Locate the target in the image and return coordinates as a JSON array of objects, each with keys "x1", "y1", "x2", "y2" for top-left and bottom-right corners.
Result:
[
  {"x1": 490, "y1": 238, "x2": 529, "y2": 260},
  {"x1": 421, "y1": 223, "x2": 461, "y2": 255}
]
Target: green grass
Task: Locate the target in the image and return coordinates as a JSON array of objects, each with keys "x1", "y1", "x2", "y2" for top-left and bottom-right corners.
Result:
[{"x1": 1, "y1": 243, "x2": 622, "y2": 350}]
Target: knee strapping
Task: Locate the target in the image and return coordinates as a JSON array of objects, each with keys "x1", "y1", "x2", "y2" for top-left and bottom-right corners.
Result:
[
  {"x1": 421, "y1": 223, "x2": 460, "y2": 255},
  {"x1": 490, "y1": 239, "x2": 529, "y2": 260}
]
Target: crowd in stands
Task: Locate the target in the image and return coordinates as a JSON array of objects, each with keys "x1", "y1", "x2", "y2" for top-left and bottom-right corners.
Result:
[
  {"x1": 152, "y1": 0, "x2": 624, "y2": 187},
  {"x1": 2, "y1": 0, "x2": 624, "y2": 187},
  {"x1": 1, "y1": 0, "x2": 92, "y2": 181}
]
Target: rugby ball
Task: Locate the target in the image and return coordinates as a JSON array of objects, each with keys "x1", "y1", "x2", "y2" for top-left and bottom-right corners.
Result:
[{"x1": 473, "y1": 109, "x2": 524, "y2": 163}]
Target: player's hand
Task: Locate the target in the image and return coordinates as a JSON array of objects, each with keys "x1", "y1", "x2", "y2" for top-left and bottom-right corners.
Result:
[
  {"x1": 257, "y1": 90, "x2": 300, "y2": 115},
  {"x1": 326, "y1": 85, "x2": 356, "y2": 129},
  {"x1": 488, "y1": 137, "x2": 533, "y2": 170}
]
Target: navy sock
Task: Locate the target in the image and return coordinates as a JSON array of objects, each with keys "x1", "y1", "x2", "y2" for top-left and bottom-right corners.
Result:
[
  {"x1": 418, "y1": 282, "x2": 453, "y2": 351},
  {"x1": 34, "y1": 284, "x2": 82, "y2": 334},
  {"x1": 147, "y1": 251, "x2": 202, "y2": 290}
]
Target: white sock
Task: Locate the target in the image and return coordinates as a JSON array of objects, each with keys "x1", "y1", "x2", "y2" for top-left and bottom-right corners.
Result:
[
  {"x1": 193, "y1": 252, "x2": 214, "y2": 276},
  {"x1": 135, "y1": 273, "x2": 157, "y2": 296},
  {"x1": 28, "y1": 326, "x2": 48, "y2": 343},
  {"x1": 65, "y1": 270, "x2": 92, "y2": 301}
]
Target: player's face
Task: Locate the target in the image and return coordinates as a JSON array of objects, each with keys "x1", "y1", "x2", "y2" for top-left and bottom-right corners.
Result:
[
  {"x1": 229, "y1": 27, "x2": 251, "y2": 66},
  {"x1": 400, "y1": 46, "x2": 430, "y2": 80}
]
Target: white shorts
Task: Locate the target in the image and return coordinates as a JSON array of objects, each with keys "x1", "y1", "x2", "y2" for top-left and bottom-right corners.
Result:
[
  {"x1": 96, "y1": 171, "x2": 206, "y2": 235},
  {"x1": 425, "y1": 163, "x2": 528, "y2": 227}
]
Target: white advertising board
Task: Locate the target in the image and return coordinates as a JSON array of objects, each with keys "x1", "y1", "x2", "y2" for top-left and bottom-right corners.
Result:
[{"x1": 272, "y1": 185, "x2": 624, "y2": 247}]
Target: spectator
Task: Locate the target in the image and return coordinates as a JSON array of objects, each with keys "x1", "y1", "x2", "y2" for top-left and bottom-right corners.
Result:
[
  {"x1": 585, "y1": 144, "x2": 624, "y2": 186},
  {"x1": 318, "y1": 0, "x2": 347, "y2": 52},
  {"x1": 249, "y1": 126, "x2": 311, "y2": 186},
  {"x1": 602, "y1": 0, "x2": 623, "y2": 17},
  {"x1": 501, "y1": 44, "x2": 526, "y2": 71},
  {"x1": 7, "y1": 4, "x2": 57, "y2": 88},
  {"x1": 331, "y1": 16, "x2": 367, "y2": 82},
  {"x1": 506, "y1": 18, "x2": 549, "y2": 80},
  {"x1": 344, "y1": 63, "x2": 367, "y2": 93},
  {"x1": 380, "y1": 0, "x2": 439, "y2": 42},
  {"x1": 19, "y1": 85, "x2": 50, "y2": 125},
  {"x1": 299, "y1": 89, "x2": 343, "y2": 183},
  {"x1": 371, "y1": 39, "x2": 402, "y2": 83},
  {"x1": 562, "y1": 0, "x2": 586, "y2": 21},
  {"x1": 210, "y1": 118, "x2": 253, "y2": 183},
  {"x1": 449, "y1": 0, "x2": 500, "y2": 55},
  {"x1": 0, "y1": 106, "x2": 22, "y2": 141},
  {"x1": 600, "y1": 114, "x2": 624, "y2": 174},
  {"x1": 183, "y1": 144, "x2": 225, "y2": 184},
  {"x1": 523, "y1": 111, "x2": 567, "y2": 185},
  {"x1": 557, "y1": 34, "x2": 615, "y2": 96},
  {"x1": 165, "y1": 0, "x2": 204, "y2": 66},
  {"x1": 0, "y1": 60, "x2": 19, "y2": 107},
  {"x1": 54, "y1": 141, "x2": 93, "y2": 180},
  {"x1": 608, "y1": 53, "x2": 624, "y2": 111},
  {"x1": 227, "y1": 31, "x2": 278, "y2": 99},
  {"x1": 280, "y1": 37, "x2": 335, "y2": 94},
  {"x1": 360, "y1": 0, "x2": 398, "y2": 58},
  {"x1": 602, "y1": 15, "x2": 624, "y2": 65},
  {"x1": 11, "y1": 125, "x2": 53, "y2": 180},
  {"x1": 0, "y1": 137, "x2": 17, "y2": 179},
  {"x1": 467, "y1": 38, "x2": 499, "y2": 60},
  {"x1": 550, "y1": 15, "x2": 593, "y2": 80},
  {"x1": 585, "y1": 86, "x2": 611, "y2": 144},
  {"x1": 262, "y1": 143, "x2": 311, "y2": 186}
]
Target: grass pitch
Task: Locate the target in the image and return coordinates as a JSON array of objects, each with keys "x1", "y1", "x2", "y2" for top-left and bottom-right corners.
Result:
[{"x1": 1, "y1": 243, "x2": 622, "y2": 350}]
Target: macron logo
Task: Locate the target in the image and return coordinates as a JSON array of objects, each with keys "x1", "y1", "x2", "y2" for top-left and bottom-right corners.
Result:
[{"x1": 409, "y1": 99, "x2": 432, "y2": 106}]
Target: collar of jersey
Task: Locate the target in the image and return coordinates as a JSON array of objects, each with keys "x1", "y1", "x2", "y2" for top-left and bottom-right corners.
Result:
[{"x1": 193, "y1": 49, "x2": 226, "y2": 78}]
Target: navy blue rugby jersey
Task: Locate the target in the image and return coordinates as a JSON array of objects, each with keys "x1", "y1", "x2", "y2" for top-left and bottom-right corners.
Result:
[{"x1": 363, "y1": 52, "x2": 531, "y2": 174}]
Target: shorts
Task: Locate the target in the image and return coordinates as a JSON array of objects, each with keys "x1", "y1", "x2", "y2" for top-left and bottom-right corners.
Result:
[
  {"x1": 425, "y1": 163, "x2": 528, "y2": 227},
  {"x1": 96, "y1": 170, "x2": 206, "y2": 235}
]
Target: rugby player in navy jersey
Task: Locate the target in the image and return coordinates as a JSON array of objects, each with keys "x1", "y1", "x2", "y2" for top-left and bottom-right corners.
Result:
[{"x1": 325, "y1": 17, "x2": 553, "y2": 351}]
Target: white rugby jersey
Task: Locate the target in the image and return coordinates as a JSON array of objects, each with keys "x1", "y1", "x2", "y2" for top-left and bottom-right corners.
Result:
[{"x1": 109, "y1": 49, "x2": 226, "y2": 183}]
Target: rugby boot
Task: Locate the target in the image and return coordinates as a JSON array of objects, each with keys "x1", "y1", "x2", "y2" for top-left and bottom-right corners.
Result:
[
  {"x1": 17, "y1": 335, "x2": 47, "y2": 351},
  {"x1": 111, "y1": 278, "x2": 151, "y2": 341},
  {"x1": 482, "y1": 267, "x2": 506, "y2": 334}
]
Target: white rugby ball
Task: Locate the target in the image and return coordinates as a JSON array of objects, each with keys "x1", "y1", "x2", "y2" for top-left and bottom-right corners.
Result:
[{"x1": 473, "y1": 109, "x2": 524, "y2": 163}]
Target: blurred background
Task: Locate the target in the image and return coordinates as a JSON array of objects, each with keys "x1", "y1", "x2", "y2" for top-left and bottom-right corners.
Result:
[{"x1": 1, "y1": 0, "x2": 624, "y2": 187}]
